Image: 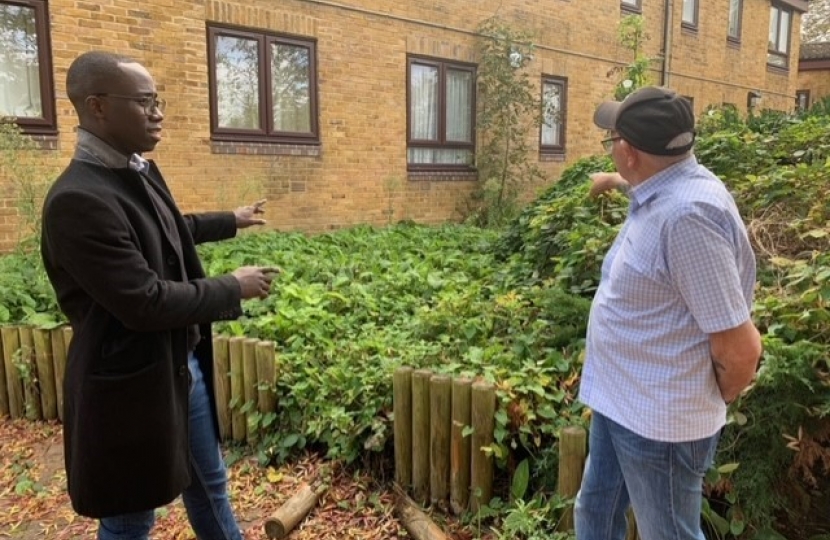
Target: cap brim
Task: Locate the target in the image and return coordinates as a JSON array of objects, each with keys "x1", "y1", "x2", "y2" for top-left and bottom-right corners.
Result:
[{"x1": 593, "y1": 101, "x2": 621, "y2": 130}]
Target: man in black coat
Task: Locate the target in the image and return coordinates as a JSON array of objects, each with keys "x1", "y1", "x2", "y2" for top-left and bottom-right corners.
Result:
[{"x1": 41, "y1": 50, "x2": 276, "y2": 540}]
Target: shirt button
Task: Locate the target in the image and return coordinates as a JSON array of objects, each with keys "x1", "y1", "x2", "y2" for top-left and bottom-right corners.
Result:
[
  {"x1": 167, "y1": 255, "x2": 176, "y2": 266},
  {"x1": 178, "y1": 365, "x2": 187, "y2": 377}
]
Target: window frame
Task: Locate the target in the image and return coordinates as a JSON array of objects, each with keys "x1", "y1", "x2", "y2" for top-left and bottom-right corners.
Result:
[
  {"x1": 0, "y1": 0, "x2": 57, "y2": 136},
  {"x1": 727, "y1": 0, "x2": 743, "y2": 43},
  {"x1": 767, "y1": 4, "x2": 792, "y2": 69},
  {"x1": 206, "y1": 23, "x2": 319, "y2": 145},
  {"x1": 621, "y1": 0, "x2": 642, "y2": 14},
  {"x1": 406, "y1": 55, "x2": 477, "y2": 172},
  {"x1": 681, "y1": 0, "x2": 699, "y2": 30},
  {"x1": 539, "y1": 75, "x2": 567, "y2": 157}
]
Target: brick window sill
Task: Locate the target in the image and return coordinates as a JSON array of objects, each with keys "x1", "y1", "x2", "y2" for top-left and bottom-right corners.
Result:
[{"x1": 408, "y1": 170, "x2": 478, "y2": 182}]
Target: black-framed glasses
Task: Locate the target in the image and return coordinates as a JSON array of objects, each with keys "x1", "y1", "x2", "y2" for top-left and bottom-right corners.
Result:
[
  {"x1": 601, "y1": 136, "x2": 622, "y2": 153},
  {"x1": 92, "y1": 93, "x2": 166, "y2": 115}
]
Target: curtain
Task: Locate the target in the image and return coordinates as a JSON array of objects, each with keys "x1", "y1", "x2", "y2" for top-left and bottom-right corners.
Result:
[{"x1": 409, "y1": 63, "x2": 438, "y2": 164}]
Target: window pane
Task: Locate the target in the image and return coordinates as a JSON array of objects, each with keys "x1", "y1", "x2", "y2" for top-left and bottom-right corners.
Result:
[
  {"x1": 215, "y1": 35, "x2": 260, "y2": 129},
  {"x1": 778, "y1": 10, "x2": 790, "y2": 53},
  {"x1": 410, "y1": 63, "x2": 438, "y2": 141},
  {"x1": 769, "y1": 7, "x2": 779, "y2": 51},
  {"x1": 728, "y1": 0, "x2": 740, "y2": 38},
  {"x1": 407, "y1": 148, "x2": 472, "y2": 165},
  {"x1": 0, "y1": 4, "x2": 42, "y2": 118},
  {"x1": 271, "y1": 42, "x2": 311, "y2": 133},
  {"x1": 682, "y1": 0, "x2": 696, "y2": 23},
  {"x1": 541, "y1": 82, "x2": 561, "y2": 146},
  {"x1": 622, "y1": 0, "x2": 638, "y2": 6},
  {"x1": 445, "y1": 69, "x2": 472, "y2": 143}
]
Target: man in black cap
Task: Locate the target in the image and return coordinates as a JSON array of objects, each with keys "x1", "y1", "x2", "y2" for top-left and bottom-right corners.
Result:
[{"x1": 574, "y1": 86, "x2": 762, "y2": 540}]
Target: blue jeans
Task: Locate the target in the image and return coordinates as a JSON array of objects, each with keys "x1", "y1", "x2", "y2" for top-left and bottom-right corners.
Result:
[
  {"x1": 574, "y1": 412, "x2": 720, "y2": 540},
  {"x1": 98, "y1": 354, "x2": 243, "y2": 540}
]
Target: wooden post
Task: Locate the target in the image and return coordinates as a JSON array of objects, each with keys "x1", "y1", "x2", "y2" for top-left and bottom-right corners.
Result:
[
  {"x1": 393, "y1": 366, "x2": 413, "y2": 489},
  {"x1": 411, "y1": 369, "x2": 432, "y2": 504},
  {"x1": 50, "y1": 327, "x2": 67, "y2": 422},
  {"x1": 0, "y1": 332, "x2": 8, "y2": 417},
  {"x1": 213, "y1": 336, "x2": 231, "y2": 441},
  {"x1": 450, "y1": 377, "x2": 472, "y2": 514},
  {"x1": 18, "y1": 327, "x2": 42, "y2": 420},
  {"x1": 263, "y1": 483, "x2": 323, "y2": 539},
  {"x1": 429, "y1": 374, "x2": 451, "y2": 508},
  {"x1": 1, "y1": 326, "x2": 24, "y2": 418},
  {"x1": 255, "y1": 340, "x2": 277, "y2": 415},
  {"x1": 33, "y1": 329, "x2": 57, "y2": 420},
  {"x1": 470, "y1": 380, "x2": 495, "y2": 514},
  {"x1": 556, "y1": 425, "x2": 587, "y2": 532},
  {"x1": 242, "y1": 338, "x2": 259, "y2": 444},
  {"x1": 228, "y1": 336, "x2": 246, "y2": 442},
  {"x1": 62, "y1": 326, "x2": 73, "y2": 359}
]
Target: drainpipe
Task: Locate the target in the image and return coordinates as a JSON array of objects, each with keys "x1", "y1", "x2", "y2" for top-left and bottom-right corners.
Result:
[{"x1": 661, "y1": 0, "x2": 674, "y2": 86}]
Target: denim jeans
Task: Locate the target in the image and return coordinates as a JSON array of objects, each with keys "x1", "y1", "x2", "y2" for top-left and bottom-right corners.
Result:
[
  {"x1": 98, "y1": 353, "x2": 243, "y2": 540},
  {"x1": 574, "y1": 411, "x2": 720, "y2": 540}
]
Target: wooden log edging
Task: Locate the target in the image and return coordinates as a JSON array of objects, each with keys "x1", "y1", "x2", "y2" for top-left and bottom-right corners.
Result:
[
  {"x1": 0, "y1": 327, "x2": 279, "y2": 443},
  {"x1": 393, "y1": 367, "x2": 497, "y2": 516}
]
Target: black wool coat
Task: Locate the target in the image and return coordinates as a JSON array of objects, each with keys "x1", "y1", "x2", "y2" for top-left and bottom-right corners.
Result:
[{"x1": 40, "y1": 159, "x2": 243, "y2": 518}]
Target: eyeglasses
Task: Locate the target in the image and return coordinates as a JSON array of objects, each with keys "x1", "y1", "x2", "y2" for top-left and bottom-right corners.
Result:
[
  {"x1": 601, "y1": 136, "x2": 622, "y2": 153},
  {"x1": 93, "y1": 94, "x2": 166, "y2": 115}
]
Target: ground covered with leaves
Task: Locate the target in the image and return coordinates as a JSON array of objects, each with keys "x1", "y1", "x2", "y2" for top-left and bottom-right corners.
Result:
[{"x1": 0, "y1": 417, "x2": 476, "y2": 540}]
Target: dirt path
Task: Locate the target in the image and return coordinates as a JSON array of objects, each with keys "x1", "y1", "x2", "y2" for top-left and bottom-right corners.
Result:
[{"x1": 0, "y1": 417, "x2": 473, "y2": 540}]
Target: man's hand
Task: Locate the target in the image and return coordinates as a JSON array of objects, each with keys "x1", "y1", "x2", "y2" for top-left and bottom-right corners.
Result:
[
  {"x1": 232, "y1": 266, "x2": 281, "y2": 300},
  {"x1": 234, "y1": 199, "x2": 267, "y2": 229},
  {"x1": 589, "y1": 172, "x2": 629, "y2": 198}
]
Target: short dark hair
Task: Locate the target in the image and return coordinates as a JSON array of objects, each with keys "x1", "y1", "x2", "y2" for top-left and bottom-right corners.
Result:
[{"x1": 66, "y1": 51, "x2": 137, "y2": 112}]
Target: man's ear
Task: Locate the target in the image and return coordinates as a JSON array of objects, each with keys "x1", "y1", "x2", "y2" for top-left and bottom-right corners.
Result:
[
  {"x1": 619, "y1": 139, "x2": 638, "y2": 169},
  {"x1": 84, "y1": 95, "x2": 106, "y2": 119}
]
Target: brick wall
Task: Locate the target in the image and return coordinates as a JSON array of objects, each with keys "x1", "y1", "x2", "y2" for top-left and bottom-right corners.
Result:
[{"x1": 0, "y1": 0, "x2": 805, "y2": 252}]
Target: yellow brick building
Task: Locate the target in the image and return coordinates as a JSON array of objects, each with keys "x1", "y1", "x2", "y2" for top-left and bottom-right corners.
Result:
[
  {"x1": 797, "y1": 41, "x2": 830, "y2": 110},
  {"x1": 0, "y1": 0, "x2": 809, "y2": 252}
]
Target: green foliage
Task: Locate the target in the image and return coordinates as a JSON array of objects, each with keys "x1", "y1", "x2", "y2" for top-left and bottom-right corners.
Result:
[
  {"x1": 0, "y1": 121, "x2": 58, "y2": 249},
  {"x1": 607, "y1": 15, "x2": 654, "y2": 100},
  {"x1": 495, "y1": 155, "x2": 624, "y2": 295},
  {"x1": 467, "y1": 17, "x2": 547, "y2": 227}
]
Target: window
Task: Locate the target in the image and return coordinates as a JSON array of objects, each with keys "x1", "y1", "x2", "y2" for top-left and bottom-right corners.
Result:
[
  {"x1": 682, "y1": 0, "x2": 698, "y2": 28},
  {"x1": 0, "y1": 0, "x2": 56, "y2": 135},
  {"x1": 207, "y1": 24, "x2": 318, "y2": 144},
  {"x1": 621, "y1": 0, "x2": 641, "y2": 13},
  {"x1": 540, "y1": 76, "x2": 567, "y2": 156},
  {"x1": 768, "y1": 4, "x2": 792, "y2": 68},
  {"x1": 796, "y1": 90, "x2": 810, "y2": 112},
  {"x1": 407, "y1": 56, "x2": 475, "y2": 170},
  {"x1": 727, "y1": 0, "x2": 742, "y2": 42}
]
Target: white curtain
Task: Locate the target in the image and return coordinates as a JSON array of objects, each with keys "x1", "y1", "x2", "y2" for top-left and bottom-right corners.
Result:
[
  {"x1": 0, "y1": 4, "x2": 42, "y2": 118},
  {"x1": 728, "y1": 0, "x2": 740, "y2": 38},
  {"x1": 409, "y1": 64, "x2": 472, "y2": 165}
]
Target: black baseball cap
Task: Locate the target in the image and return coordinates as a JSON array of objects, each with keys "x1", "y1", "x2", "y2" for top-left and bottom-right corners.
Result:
[{"x1": 593, "y1": 86, "x2": 695, "y2": 156}]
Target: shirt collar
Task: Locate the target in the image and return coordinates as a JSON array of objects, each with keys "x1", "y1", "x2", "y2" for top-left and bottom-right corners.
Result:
[
  {"x1": 74, "y1": 128, "x2": 149, "y2": 175},
  {"x1": 628, "y1": 155, "x2": 698, "y2": 211}
]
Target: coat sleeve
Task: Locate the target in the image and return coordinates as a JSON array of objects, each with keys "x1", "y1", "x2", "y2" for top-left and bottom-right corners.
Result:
[
  {"x1": 182, "y1": 212, "x2": 237, "y2": 244},
  {"x1": 42, "y1": 189, "x2": 243, "y2": 331}
]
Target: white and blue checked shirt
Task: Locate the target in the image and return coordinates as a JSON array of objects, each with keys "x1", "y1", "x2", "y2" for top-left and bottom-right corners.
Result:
[{"x1": 579, "y1": 156, "x2": 755, "y2": 442}]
